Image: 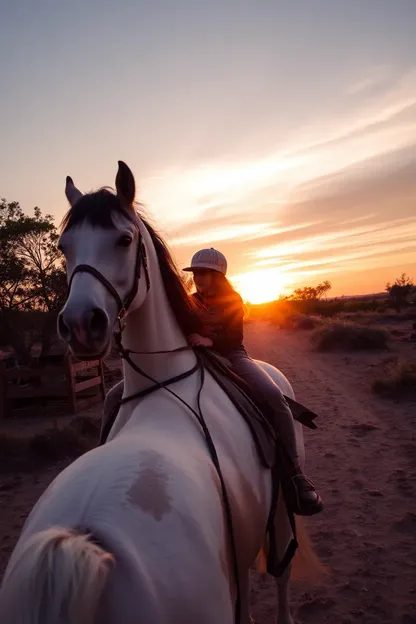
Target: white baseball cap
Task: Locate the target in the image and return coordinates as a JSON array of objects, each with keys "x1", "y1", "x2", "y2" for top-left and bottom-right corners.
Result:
[{"x1": 183, "y1": 247, "x2": 228, "y2": 275}]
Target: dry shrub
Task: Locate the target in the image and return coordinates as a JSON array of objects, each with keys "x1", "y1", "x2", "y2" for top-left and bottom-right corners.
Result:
[
  {"x1": 372, "y1": 359, "x2": 416, "y2": 399},
  {"x1": 0, "y1": 415, "x2": 100, "y2": 473},
  {"x1": 30, "y1": 427, "x2": 82, "y2": 461},
  {"x1": 0, "y1": 433, "x2": 26, "y2": 463},
  {"x1": 70, "y1": 414, "x2": 101, "y2": 437},
  {"x1": 396, "y1": 310, "x2": 416, "y2": 322},
  {"x1": 311, "y1": 321, "x2": 390, "y2": 352},
  {"x1": 293, "y1": 315, "x2": 322, "y2": 330}
]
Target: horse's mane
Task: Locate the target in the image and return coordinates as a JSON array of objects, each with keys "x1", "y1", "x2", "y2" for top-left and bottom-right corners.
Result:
[{"x1": 61, "y1": 189, "x2": 202, "y2": 336}]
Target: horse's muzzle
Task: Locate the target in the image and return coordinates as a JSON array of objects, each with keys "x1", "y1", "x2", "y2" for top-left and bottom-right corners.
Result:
[{"x1": 57, "y1": 305, "x2": 110, "y2": 358}]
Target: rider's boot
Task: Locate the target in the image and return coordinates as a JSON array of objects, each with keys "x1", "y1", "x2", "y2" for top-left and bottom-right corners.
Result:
[{"x1": 281, "y1": 454, "x2": 324, "y2": 516}]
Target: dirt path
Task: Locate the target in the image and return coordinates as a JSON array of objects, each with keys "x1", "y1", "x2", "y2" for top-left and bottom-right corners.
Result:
[
  {"x1": 245, "y1": 323, "x2": 416, "y2": 624},
  {"x1": 1, "y1": 323, "x2": 415, "y2": 623}
]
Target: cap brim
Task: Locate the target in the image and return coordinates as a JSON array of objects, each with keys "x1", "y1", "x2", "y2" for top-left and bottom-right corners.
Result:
[{"x1": 182, "y1": 264, "x2": 225, "y2": 273}]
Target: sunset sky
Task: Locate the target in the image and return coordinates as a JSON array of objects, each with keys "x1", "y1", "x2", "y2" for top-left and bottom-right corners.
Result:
[{"x1": 1, "y1": 1, "x2": 416, "y2": 303}]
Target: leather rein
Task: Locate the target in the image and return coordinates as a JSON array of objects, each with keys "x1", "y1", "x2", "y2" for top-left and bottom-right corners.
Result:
[{"x1": 66, "y1": 232, "x2": 242, "y2": 623}]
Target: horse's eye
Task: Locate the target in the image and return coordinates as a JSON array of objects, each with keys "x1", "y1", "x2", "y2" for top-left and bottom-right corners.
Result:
[{"x1": 117, "y1": 235, "x2": 133, "y2": 248}]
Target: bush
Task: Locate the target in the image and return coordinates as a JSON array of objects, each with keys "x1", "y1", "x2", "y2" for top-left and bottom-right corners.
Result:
[
  {"x1": 311, "y1": 322, "x2": 390, "y2": 352},
  {"x1": 397, "y1": 310, "x2": 416, "y2": 322},
  {"x1": 30, "y1": 416, "x2": 100, "y2": 460},
  {"x1": 343, "y1": 298, "x2": 381, "y2": 313},
  {"x1": 70, "y1": 415, "x2": 101, "y2": 437},
  {"x1": 293, "y1": 315, "x2": 322, "y2": 330},
  {"x1": 372, "y1": 360, "x2": 416, "y2": 399},
  {"x1": 245, "y1": 296, "x2": 392, "y2": 325},
  {"x1": 30, "y1": 427, "x2": 81, "y2": 461},
  {"x1": 0, "y1": 432, "x2": 26, "y2": 461},
  {"x1": 0, "y1": 415, "x2": 100, "y2": 472}
]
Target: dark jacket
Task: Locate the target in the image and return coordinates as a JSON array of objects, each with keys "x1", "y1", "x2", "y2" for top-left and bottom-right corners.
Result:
[{"x1": 192, "y1": 291, "x2": 244, "y2": 356}]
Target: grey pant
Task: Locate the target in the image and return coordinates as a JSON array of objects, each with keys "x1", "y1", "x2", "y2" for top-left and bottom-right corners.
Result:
[{"x1": 228, "y1": 348, "x2": 299, "y2": 464}]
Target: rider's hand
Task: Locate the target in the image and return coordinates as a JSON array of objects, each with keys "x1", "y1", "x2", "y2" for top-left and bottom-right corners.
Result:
[{"x1": 188, "y1": 334, "x2": 213, "y2": 348}]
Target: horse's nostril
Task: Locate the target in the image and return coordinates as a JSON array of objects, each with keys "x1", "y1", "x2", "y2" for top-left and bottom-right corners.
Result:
[
  {"x1": 57, "y1": 312, "x2": 71, "y2": 342},
  {"x1": 89, "y1": 308, "x2": 109, "y2": 338}
]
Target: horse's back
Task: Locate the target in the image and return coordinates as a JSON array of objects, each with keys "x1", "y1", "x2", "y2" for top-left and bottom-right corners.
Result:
[
  {"x1": 19, "y1": 430, "x2": 224, "y2": 548},
  {"x1": 255, "y1": 360, "x2": 294, "y2": 399}
]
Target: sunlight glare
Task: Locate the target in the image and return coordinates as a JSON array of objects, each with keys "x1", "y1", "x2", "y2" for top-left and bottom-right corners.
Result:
[{"x1": 233, "y1": 268, "x2": 289, "y2": 304}]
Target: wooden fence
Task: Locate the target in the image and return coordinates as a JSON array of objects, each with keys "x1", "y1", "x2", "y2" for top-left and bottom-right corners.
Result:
[{"x1": 0, "y1": 355, "x2": 106, "y2": 419}]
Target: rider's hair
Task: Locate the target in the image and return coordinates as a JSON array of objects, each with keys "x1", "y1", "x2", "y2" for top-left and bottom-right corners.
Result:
[{"x1": 211, "y1": 272, "x2": 240, "y2": 300}]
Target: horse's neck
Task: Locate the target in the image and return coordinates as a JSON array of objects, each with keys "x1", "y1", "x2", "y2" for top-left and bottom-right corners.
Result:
[{"x1": 121, "y1": 267, "x2": 196, "y2": 397}]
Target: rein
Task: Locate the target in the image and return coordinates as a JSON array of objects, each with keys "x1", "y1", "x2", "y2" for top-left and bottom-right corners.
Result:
[
  {"x1": 115, "y1": 341, "x2": 200, "y2": 407},
  {"x1": 66, "y1": 239, "x2": 242, "y2": 624},
  {"x1": 113, "y1": 334, "x2": 242, "y2": 623}
]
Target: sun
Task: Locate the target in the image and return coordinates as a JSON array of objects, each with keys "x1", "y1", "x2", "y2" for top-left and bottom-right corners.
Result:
[{"x1": 233, "y1": 269, "x2": 288, "y2": 304}]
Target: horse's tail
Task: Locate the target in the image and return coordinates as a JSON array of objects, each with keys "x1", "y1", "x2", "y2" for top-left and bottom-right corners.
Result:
[
  {"x1": 0, "y1": 526, "x2": 113, "y2": 624},
  {"x1": 255, "y1": 516, "x2": 328, "y2": 582},
  {"x1": 291, "y1": 516, "x2": 328, "y2": 582}
]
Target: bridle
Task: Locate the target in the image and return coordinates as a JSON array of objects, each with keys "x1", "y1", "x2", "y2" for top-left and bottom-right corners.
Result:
[
  {"x1": 67, "y1": 230, "x2": 151, "y2": 326},
  {"x1": 65, "y1": 229, "x2": 243, "y2": 623}
]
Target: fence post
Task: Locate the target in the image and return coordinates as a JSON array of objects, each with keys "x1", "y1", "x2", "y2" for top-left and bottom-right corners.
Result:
[{"x1": 66, "y1": 354, "x2": 77, "y2": 414}]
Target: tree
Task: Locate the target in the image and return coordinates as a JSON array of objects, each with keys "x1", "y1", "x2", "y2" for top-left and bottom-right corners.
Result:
[
  {"x1": 0, "y1": 201, "x2": 32, "y2": 310},
  {"x1": 0, "y1": 200, "x2": 66, "y2": 312},
  {"x1": 0, "y1": 199, "x2": 67, "y2": 360},
  {"x1": 290, "y1": 280, "x2": 331, "y2": 301},
  {"x1": 386, "y1": 273, "x2": 414, "y2": 312}
]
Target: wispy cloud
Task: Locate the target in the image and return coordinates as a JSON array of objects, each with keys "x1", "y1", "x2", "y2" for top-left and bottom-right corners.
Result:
[
  {"x1": 253, "y1": 217, "x2": 416, "y2": 262},
  {"x1": 143, "y1": 70, "x2": 416, "y2": 235},
  {"x1": 345, "y1": 64, "x2": 394, "y2": 96},
  {"x1": 170, "y1": 220, "x2": 319, "y2": 247}
]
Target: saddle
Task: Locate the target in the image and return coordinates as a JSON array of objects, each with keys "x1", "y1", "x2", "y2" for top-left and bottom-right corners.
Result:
[{"x1": 196, "y1": 349, "x2": 318, "y2": 468}]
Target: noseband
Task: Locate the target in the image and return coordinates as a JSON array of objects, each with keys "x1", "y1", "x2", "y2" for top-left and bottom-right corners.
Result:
[{"x1": 66, "y1": 231, "x2": 150, "y2": 322}]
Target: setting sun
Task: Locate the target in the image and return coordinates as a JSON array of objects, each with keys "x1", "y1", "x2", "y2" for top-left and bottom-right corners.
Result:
[{"x1": 233, "y1": 269, "x2": 289, "y2": 304}]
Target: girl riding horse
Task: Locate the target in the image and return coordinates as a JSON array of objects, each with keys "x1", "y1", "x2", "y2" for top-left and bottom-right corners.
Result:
[{"x1": 104, "y1": 247, "x2": 323, "y2": 517}]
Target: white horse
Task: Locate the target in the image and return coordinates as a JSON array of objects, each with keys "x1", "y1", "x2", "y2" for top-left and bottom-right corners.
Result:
[{"x1": 0, "y1": 162, "x2": 324, "y2": 624}]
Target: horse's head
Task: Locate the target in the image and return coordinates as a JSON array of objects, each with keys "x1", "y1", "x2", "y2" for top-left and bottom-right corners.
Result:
[{"x1": 57, "y1": 161, "x2": 149, "y2": 359}]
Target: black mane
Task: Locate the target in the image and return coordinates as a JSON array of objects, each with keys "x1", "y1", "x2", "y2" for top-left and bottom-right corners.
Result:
[
  {"x1": 61, "y1": 189, "x2": 201, "y2": 336},
  {"x1": 61, "y1": 189, "x2": 134, "y2": 231}
]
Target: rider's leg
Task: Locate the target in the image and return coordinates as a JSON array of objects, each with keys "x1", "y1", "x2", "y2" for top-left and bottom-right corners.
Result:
[{"x1": 228, "y1": 348, "x2": 323, "y2": 516}]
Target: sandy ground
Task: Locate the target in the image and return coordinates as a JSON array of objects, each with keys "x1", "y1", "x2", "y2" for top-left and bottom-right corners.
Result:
[{"x1": 1, "y1": 322, "x2": 416, "y2": 623}]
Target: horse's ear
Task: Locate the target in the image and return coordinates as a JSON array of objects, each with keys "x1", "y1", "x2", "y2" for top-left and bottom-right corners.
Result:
[
  {"x1": 116, "y1": 161, "x2": 136, "y2": 206},
  {"x1": 65, "y1": 176, "x2": 83, "y2": 207}
]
